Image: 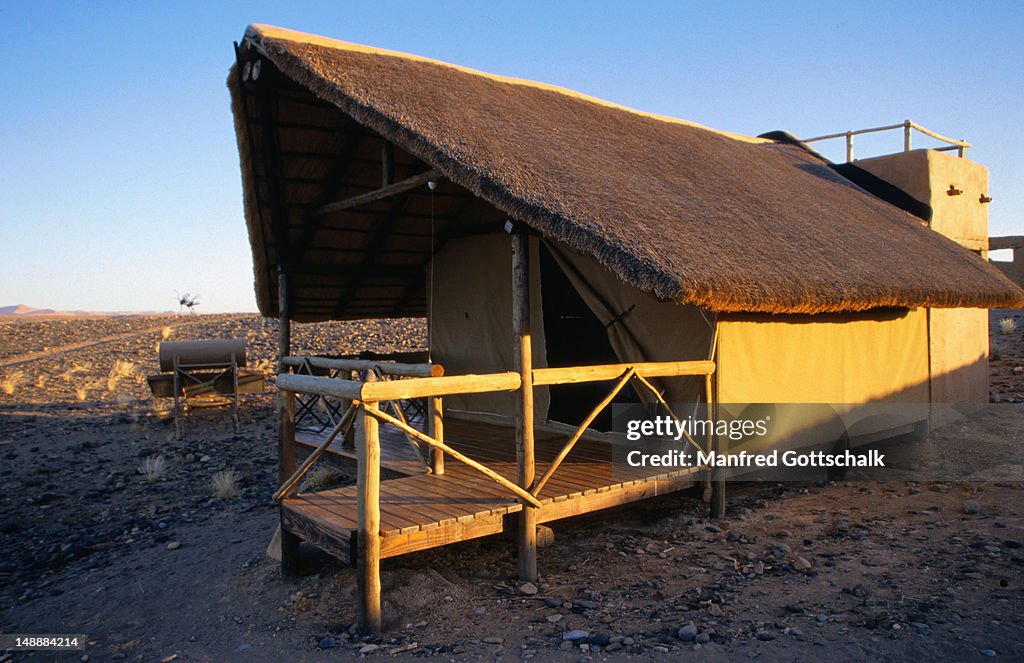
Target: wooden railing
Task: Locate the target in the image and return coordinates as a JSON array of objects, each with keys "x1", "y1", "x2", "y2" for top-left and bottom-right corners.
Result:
[
  {"x1": 802, "y1": 119, "x2": 971, "y2": 162},
  {"x1": 274, "y1": 358, "x2": 717, "y2": 634}
]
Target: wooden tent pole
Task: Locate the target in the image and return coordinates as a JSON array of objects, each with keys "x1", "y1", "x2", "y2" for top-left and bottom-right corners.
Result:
[
  {"x1": 276, "y1": 266, "x2": 300, "y2": 572},
  {"x1": 511, "y1": 231, "x2": 538, "y2": 582},
  {"x1": 357, "y1": 373, "x2": 382, "y2": 634}
]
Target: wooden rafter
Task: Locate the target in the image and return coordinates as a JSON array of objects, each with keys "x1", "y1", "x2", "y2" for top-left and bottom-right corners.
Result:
[{"x1": 308, "y1": 168, "x2": 443, "y2": 217}]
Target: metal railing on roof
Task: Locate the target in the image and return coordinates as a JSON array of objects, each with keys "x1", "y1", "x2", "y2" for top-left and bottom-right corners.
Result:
[{"x1": 802, "y1": 120, "x2": 971, "y2": 162}]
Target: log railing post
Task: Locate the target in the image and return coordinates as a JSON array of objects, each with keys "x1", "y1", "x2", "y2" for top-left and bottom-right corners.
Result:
[
  {"x1": 511, "y1": 231, "x2": 538, "y2": 582},
  {"x1": 278, "y1": 389, "x2": 300, "y2": 572},
  {"x1": 357, "y1": 375, "x2": 382, "y2": 634},
  {"x1": 428, "y1": 396, "x2": 444, "y2": 475}
]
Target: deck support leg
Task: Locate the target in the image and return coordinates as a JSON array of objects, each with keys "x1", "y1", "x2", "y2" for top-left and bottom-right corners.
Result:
[
  {"x1": 429, "y1": 396, "x2": 445, "y2": 475},
  {"x1": 278, "y1": 390, "x2": 301, "y2": 572},
  {"x1": 512, "y1": 231, "x2": 538, "y2": 582},
  {"x1": 357, "y1": 397, "x2": 382, "y2": 635}
]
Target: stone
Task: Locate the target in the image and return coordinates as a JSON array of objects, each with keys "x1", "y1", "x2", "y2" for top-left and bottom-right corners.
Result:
[
  {"x1": 695, "y1": 632, "x2": 710, "y2": 644},
  {"x1": 563, "y1": 630, "x2": 589, "y2": 643},
  {"x1": 980, "y1": 649, "x2": 997, "y2": 657},
  {"x1": 794, "y1": 556, "x2": 812, "y2": 571},
  {"x1": 546, "y1": 614, "x2": 563, "y2": 623},
  {"x1": 166, "y1": 541, "x2": 182, "y2": 550},
  {"x1": 319, "y1": 638, "x2": 335, "y2": 649},
  {"x1": 590, "y1": 633, "x2": 610, "y2": 646},
  {"x1": 519, "y1": 582, "x2": 538, "y2": 596},
  {"x1": 543, "y1": 597, "x2": 562, "y2": 608},
  {"x1": 536, "y1": 525, "x2": 555, "y2": 548},
  {"x1": 677, "y1": 623, "x2": 697, "y2": 642},
  {"x1": 358, "y1": 644, "x2": 379, "y2": 654},
  {"x1": 964, "y1": 500, "x2": 981, "y2": 515},
  {"x1": 756, "y1": 631, "x2": 776, "y2": 641},
  {"x1": 481, "y1": 636, "x2": 503, "y2": 645}
]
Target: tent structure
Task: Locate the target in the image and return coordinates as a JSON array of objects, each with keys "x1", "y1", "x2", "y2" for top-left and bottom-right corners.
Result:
[{"x1": 229, "y1": 24, "x2": 1024, "y2": 633}]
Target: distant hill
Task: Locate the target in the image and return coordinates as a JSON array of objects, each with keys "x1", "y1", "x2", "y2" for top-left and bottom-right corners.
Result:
[{"x1": 0, "y1": 304, "x2": 175, "y2": 318}]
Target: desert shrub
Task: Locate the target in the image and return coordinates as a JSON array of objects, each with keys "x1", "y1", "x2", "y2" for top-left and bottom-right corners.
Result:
[
  {"x1": 1000, "y1": 317, "x2": 1017, "y2": 335},
  {"x1": 0, "y1": 370, "x2": 27, "y2": 395},
  {"x1": 212, "y1": 470, "x2": 240, "y2": 499}
]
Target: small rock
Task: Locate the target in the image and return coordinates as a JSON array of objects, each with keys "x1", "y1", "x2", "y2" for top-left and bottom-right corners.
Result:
[
  {"x1": 980, "y1": 648, "x2": 997, "y2": 657},
  {"x1": 166, "y1": 541, "x2": 182, "y2": 550},
  {"x1": 590, "y1": 633, "x2": 610, "y2": 646},
  {"x1": 358, "y1": 644, "x2": 379, "y2": 654},
  {"x1": 834, "y1": 519, "x2": 850, "y2": 534},
  {"x1": 481, "y1": 636, "x2": 503, "y2": 645},
  {"x1": 794, "y1": 556, "x2": 812, "y2": 571},
  {"x1": 678, "y1": 623, "x2": 697, "y2": 642},
  {"x1": 573, "y1": 599, "x2": 598, "y2": 611},
  {"x1": 543, "y1": 597, "x2": 562, "y2": 608},
  {"x1": 473, "y1": 607, "x2": 486, "y2": 615},
  {"x1": 910, "y1": 622, "x2": 930, "y2": 635},
  {"x1": 695, "y1": 632, "x2": 710, "y2": 644},
  {"x1": 546, "y1": 614, "x2": 563, "y2": 623},
  {"x1": 563, "y1": 629, "x2": 589, "y2": 643},
  {"x1": 816, "y1": 615, "x2": 828, "y2": 624},
  {"x1": 964, "y1": 500, "x2": 981, "y2": 515},
  {"x1": 756, "y1": 631, "x2": 776, "y2": 641},
  {"x1": 319, "y1": 637, "x2": 335, "y2": 649},
  {"x1": 519, "y1": 582, "x2": 538, "y2": 596}
]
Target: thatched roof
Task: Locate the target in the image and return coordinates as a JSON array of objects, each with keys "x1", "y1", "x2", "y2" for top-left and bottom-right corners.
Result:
[{"x1": 230, "y1": 24, "x2": 1024, "y2": 321}]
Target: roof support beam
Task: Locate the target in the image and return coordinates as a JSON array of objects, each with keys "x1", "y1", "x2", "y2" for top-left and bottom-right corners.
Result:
[{"x1": 308, "y1": 168, "x2": 443, "y2": 217}]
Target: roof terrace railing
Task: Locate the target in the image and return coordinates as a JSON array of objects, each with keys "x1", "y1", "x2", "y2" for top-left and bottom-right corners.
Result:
[{"x1": 802, "y1": 120, "x2": 971, "y2": 162}]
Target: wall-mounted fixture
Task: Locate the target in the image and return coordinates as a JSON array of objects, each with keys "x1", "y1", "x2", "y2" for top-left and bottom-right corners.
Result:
[
  {"x1": 947, "y1": 184, "x2": 963, "y2": 196},
  {"x1": 979, "y1": 193, "x2": 993, "y2": 204}
]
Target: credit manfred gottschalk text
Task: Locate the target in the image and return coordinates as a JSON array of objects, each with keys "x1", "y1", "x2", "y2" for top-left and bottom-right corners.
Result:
[{"x1": 622, "y1": 414, "x2": 885, "y2": 469}]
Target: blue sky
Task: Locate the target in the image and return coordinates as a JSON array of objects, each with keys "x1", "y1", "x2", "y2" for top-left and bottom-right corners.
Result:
[{"x1": 2, "y1": 1, "x2": 1022, "y2": 312}]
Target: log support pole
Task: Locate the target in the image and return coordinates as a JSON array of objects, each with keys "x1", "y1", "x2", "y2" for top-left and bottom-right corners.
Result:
[
  {"x1": 707, "y1": 369, "x2": 725, "y2": 519},
  {"x1": 429, "y1": 396, "x2": 445, "y2": 475},
  {"x1": 277, "y1": 390, "x2": 300, "y2": 572},
  {"x1": 512, "y1": 232, "x2": 538, "y2": 582},
  {"x1": 357, "y1": 378, "x2": 382, "y2": 634},
  {"x1": 277, "y1": 266, "x2": 301, "y2": 571}
]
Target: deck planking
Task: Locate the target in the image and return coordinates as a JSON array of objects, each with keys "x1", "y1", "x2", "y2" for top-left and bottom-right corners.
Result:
[{"x1": 283, "y1": 417, "x2": 703, "y2": 563}]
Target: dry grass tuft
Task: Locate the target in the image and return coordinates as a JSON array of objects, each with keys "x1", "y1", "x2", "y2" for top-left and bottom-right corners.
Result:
[
  {"x1": 60, "y1": 363, "x2": 90, "y2": 383},
  {"x1": 74, "y1": 385, "x2": 89, "y2": 401},
  {"x1": 35, "y1": 373, "x2": 48, "y2": 389},
  {"x1": 1000, "y1": 317, "x2": 1017, "y2": 335},
  {"x1": 212, "y1": 470, "x2": 240, "y2": 499},
  {"x1": 1, "y1": 370, "x2": 28, "y2": 395},
  {"x1": 161, "y1": 326, "x2": 173, "y2": 341},
  {"x1": 138, "y1": 455, "x2": 167, "y2": 483},
  {"x1": 300, "y1": 465, "x2": 338, "y2": 492}
]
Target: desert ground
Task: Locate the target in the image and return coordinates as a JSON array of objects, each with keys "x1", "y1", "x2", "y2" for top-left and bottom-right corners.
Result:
[{"x1": 0, "y1": 311, "x2": 1022, "y2": 662}]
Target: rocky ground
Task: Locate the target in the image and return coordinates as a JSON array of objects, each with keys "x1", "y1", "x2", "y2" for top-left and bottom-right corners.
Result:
[{"x1": 0, "y1": 313, "x2": 1022, "y2": 662}]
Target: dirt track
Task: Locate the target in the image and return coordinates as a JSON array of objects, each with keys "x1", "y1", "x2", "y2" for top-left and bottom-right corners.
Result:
[{"x1": 0, "y1": 313, "x2": 1022, "y2": 662}]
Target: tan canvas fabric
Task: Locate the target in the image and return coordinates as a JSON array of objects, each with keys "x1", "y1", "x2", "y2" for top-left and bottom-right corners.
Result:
[
  {"x1": 429, "y1": 233, "x2": 549, "y2": 418},
  {"x1": 717, "y1": 309, "x2": 930, "y2": 405},
  {"x1": 545, "y1": 240, "x2": 715, "y2": 406}
]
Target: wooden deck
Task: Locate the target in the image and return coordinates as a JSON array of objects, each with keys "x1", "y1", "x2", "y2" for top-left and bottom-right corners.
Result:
[{"x1": 287, "y1": 418, "x2": 703, "y2": 563}]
